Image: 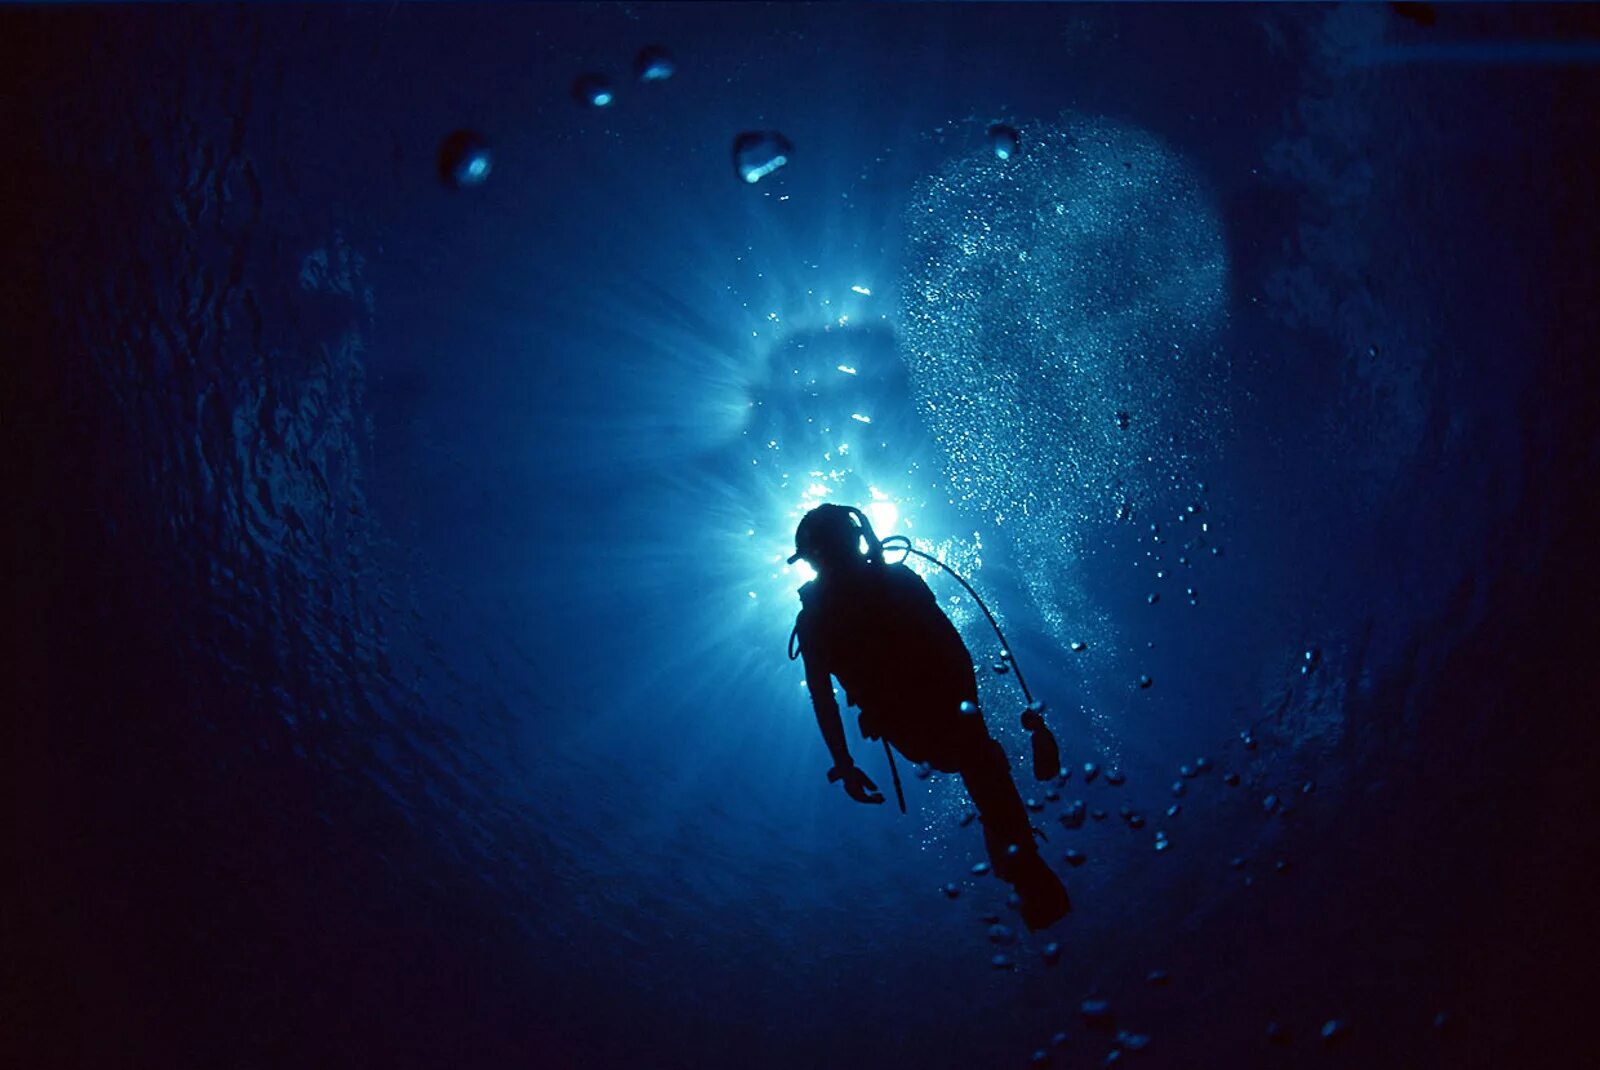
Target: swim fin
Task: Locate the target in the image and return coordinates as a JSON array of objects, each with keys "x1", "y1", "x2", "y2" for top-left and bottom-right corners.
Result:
[{"x1": 1012, "y1": 851, "x2": 1072, "y2": 931}]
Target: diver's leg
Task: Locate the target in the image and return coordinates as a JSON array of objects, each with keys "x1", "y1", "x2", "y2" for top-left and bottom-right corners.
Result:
[
  {"x1": 957, "y1": 730, "x2": 1071, "y2": 930},
  {"x1": 958, "y1": 735, "x2": 1036, "y2": 866}
]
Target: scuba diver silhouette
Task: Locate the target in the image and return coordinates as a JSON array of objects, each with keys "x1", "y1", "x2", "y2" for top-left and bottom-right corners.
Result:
[{"x1": 787, "y1": 503, "x2": 1072, "y2": 931}]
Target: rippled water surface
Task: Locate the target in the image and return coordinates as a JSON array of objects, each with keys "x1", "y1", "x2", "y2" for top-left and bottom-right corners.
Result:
[{"x1": 10, "y1": 4, "x2": 1600, "y2": 1068}]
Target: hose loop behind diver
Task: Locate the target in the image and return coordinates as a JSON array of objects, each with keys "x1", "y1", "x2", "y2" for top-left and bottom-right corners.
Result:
[
  {"x1": 876, "y1": 533, "x2": 1061, "y2": 794},
  {"x1": 877, "y1": 534, "x2": 1034, "y2": 708}
]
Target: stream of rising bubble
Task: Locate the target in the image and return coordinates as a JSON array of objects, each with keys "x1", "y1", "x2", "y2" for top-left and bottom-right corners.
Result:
[{"x1": 900, "y1": 114, "x2": 1230, "y2": 751}]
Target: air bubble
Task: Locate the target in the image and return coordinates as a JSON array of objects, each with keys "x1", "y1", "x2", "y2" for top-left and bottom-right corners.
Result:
[
  {"x1": 733, "y1": 130, "x2": 794, "y2": 184},
  {"x1": 988, "y1": 123, "x2": 1021, "y2": 160},
  {"x1": 437, "y1": 130, "x2": 492, "y2": 189},
  {"x1": 572, "y1": 73, "x2": 616, "y2": 108},
  {"x1": 634, "y1": 45, "x2": 675, "y2": 82}
]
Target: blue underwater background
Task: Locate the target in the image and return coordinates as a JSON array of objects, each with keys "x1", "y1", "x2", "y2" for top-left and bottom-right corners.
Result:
[{"x1": 8, "y1": 3, "x2": 1600, "y2": 1067}]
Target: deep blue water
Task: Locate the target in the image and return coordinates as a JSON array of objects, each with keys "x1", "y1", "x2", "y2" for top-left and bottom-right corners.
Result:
[{"x1": 8, "y1": 4, "x2": 1600, "y2": 1067}]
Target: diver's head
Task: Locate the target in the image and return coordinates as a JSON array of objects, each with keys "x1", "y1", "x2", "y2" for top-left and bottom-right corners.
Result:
[{"x1": 788, "y1": 503, "x2": 877, "y2": 575}]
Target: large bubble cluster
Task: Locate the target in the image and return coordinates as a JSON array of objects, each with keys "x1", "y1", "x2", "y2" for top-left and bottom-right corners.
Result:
[
  {"x1": 899, "y1": 115, "x2": 1230, "y2": 694},
  {"x1": 901, "y1": 114, "x2": 1228, "y2": 532}
]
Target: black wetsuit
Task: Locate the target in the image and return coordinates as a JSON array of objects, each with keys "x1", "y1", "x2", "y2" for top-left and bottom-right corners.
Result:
[{"x1": 794, "y1": 561, "x2": 1067, "y2": 921}]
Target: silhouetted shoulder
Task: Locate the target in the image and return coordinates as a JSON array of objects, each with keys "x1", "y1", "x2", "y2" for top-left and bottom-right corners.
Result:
[{"x1": 884, "y1": 561, "x2": 937, "y2": 602}]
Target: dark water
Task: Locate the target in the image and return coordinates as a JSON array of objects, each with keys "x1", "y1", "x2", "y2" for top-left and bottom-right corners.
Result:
[{"x1": 8, "y1": 4, "x2": 1600, "y2": 1067}]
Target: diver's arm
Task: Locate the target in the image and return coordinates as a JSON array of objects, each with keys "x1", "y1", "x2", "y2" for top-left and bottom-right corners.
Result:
[
  {"x1": 796, "y1": 604, "x2": 883, "y2": 804},
  {"x1": 804, "y1": 655, "x2": 884, "y2": 804},
  {"x1": 804, "y1": 659, "x2": 852, "y2": 770}
]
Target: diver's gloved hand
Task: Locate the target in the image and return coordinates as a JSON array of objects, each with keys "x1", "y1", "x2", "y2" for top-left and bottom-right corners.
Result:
[{"x1": 827, "y1": 763, "x2": 885, "y2": 805}]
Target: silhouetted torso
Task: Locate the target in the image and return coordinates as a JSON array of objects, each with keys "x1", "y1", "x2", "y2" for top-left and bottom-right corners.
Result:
[{"x1": 796, "y1": 562, "x2": 980, "y2": 757}]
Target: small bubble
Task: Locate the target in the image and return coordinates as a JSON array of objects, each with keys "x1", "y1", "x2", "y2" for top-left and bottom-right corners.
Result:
[
  {"x1": 634, "y1": 45, "x2": 675, "y2": 82},
  {"x1": 733, "y1": 130, "x2": 794, "y2": 184},
  {"x1": 572, "y1": 73, "x2": 616, "y2": 108},
  {"x1": 437, "y1": 130, "x2": 492, "y2": 189},
  {"x1": 988, "y1": 123, "x2": 1021, "y2": 160}
]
